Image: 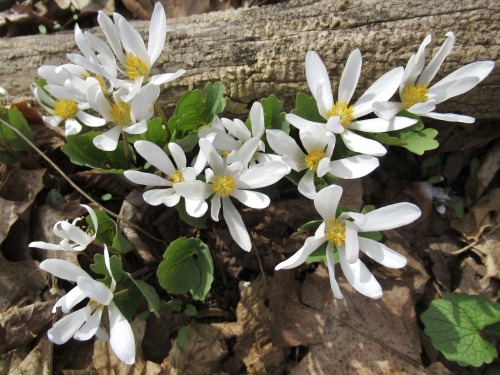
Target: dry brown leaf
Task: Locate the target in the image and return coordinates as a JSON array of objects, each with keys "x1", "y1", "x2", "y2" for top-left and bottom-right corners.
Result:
[
  {"x1": 0, "y1": 253, "x2": 47, "y2": 310},
  {"x1": 438, "y1": 121, "x2": 500, "y2": 153},
  {"x1": 467, "y1": 138, "x2": 500, "y2": 201},
  {"x1": 425, "y1": 235, "x2": 462, "y2": 293},
  {"x1": 9, "y1": 337, "x2": 52, "y2": 375},
  {"x1": 473, "y1": 227, "x2": 500, "y2": 280},
  {"x1": 92, "y1": 318, "x2": 161, "y2": 374},
  {"x1": 162, "y1": 322, "x2": 228, "y2": 375},
  {"x1": 121, "y1": 0, "x2": 153, "y2": 19},
  {"x1": 0, "y1": 166, "x2": 45, "y2": 245},
  {"x1": 290, "y1": 266, "x2": 424, "y2": 375},
  {"x1": 454, "y1": 257, "x2": 498, "y2": 298},
  {"x1": 451, "y1": 188, "x2": 500, "y2": 241},
  {"x1": 0, "y1": 301, "x2": 53, "y2": 353}
]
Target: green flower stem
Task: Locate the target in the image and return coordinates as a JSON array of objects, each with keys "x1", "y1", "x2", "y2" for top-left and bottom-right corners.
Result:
[
  {"x1": 154, "y1": 102, "x2": 171, "y2": 141},
  {"x1": 0, "y1": 118, "x2": 166, "y2": 246},
  {"x1": 122, "y1": 131, "x2": 131, "y2": 166}
]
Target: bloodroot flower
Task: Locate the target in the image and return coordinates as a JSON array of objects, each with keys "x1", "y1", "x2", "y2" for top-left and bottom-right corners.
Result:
[
  {"x1": 40, "y1": 246, "x2": 135, "y2": 365},
  {"x1": 275, "y1": 185, "x2": 421, "y2": 299}
]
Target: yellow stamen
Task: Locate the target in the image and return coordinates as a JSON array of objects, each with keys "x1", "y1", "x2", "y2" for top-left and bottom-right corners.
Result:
[
  {"x1": 327, "y1": 101, "x2": 355, "y2": 126},
  {"x1": 221, "y1": 151, "x2": 231, "y2": 157},
  {"x1": 325, "y1": 219, "x2": 346, "y2": 247},
  {"x1": 124, "y1": 53, "x2": 149, "y2": 80},
  {"x1": 305, "y1": 149, "x2": 325, "y2": 171},
  {"x1": 401, "y1": 83, "x2": 430, "y2": 108},
  {"x1": 213, "y1": 175, "x2": 235, "y2": 196},
  {"x1": 54, "y1": 99, "x2": 79, "y2": 119},
  {"x1": 170, "y1": 170, "x2": 184, "y2": 185},
  {"x1": 110, "y1": 102, "x2": 131, "y2": 125},
  {"x1": 82, "y1": 73, "x2": 106, "y2": 91}
]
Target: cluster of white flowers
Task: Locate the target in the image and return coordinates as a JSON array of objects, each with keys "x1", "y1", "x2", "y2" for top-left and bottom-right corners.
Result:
[{"x1": 31, "y1": 1, "x2": 495, "y2": 365}]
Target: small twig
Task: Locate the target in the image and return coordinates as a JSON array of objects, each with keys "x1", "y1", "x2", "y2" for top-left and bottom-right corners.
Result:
[
  {"x1": 451, "y1": 224, "x2": 500, "y2": 255},
  {"x1": 0, "y1": 118, "x2": 165, "y2": 245},
  {"x1": 251, "y1": 235, "x2": 267, "y2": 284},
  {"x1": 113, "y1": 288, "x2": 130, "y2": 298}
]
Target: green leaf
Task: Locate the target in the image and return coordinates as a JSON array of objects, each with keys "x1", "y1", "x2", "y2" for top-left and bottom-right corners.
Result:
[
  {"x1": 261, "y1": 94, "x2": 289, "y2": 133},
  {"x1": 168, "y1": 82, "x2": 226, "y2": 140},
  {"x1": 358, "y1": 231, "x2": 383, "y2": 242},
  {"x1": 297, "y1": 220, "x2": 322, "y2": 233},
  {"x1": 421, "y1": 293, "x2": 500, "y2": 367},
  {"x1": 168, "y1": 299, "x2": 183, "y2": 312},
  {"x1": 157, "y1": 237, "x2": 214, "y2": 300},
  {"x1": 0, "y1": 150, "x2": 17, "y2": 164},
  {"x1": 175, "y1": 199, "x2": 207, "y2": 229},
  {"x1": 91, "y1": 253, "x2": 161, "y2": 318},
  {"x1": 292, "y1": 92, "x2": 324, "y2": 123},
  {"x1": 46, "y1": 189, "x2": 65, "y2": 206},
  {"x1": 400, "y1": 127, "x2": 439, "y2": 155},
  {"x1": 428, "y1": 175, "x2": 444, "y2": 184},
  {"x1": 86, "y1": 210, "x2": 133, "y2": 253},
  {"x1": 127, "y1": 117, "x2": 168, "y2": 148},
  {"x1": 177, "y1": 326, "x2": 188, "y2": 348},
  {"x1": 0, "y1": 107, "x2": 34, "y2": 154},
  {"x1": 62, "y1": 132, "x2": 134, "y2": 173},
  {"x1": 373, "y1": 132, "x2": 406, "y2": 147},
  {"x1": 184, "y1": 304, "x2": 197, "y2": 316}
]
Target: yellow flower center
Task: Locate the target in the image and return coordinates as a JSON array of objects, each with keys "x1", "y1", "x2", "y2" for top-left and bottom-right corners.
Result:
[
  {"x1": 213, "y1": 175, "x2": 235, "y2": 196},
  {"x1": 325, "y1": 219, "x2": 346, "y2": 247},
  {"x1": 304, "y1": 149, "x2": 325, "y2": 171},
  {"x1": 221, "y1": 151, "x2": 231, "y2": 157},
  {"x1": 170, "y1": 170, "x2": 184, "y2": 185},
  {"x1": 82, "y1": 73, "x2": 106, "y2": 91},
  {"x1": 401, "y1": 83, "x2": 430, "y2": 108},
  {"x1": 124, "y1": 53, "x2": 149, "y2": 80},
  {"x1": 327, "y1": 101, "x2": 355, "y2": 126},
  {"x1": 54, "y1": 99, "x2": 79, "y2": 119},
  {"x1": 110, "y1": 102, "x2": 131, "y2": 125}
]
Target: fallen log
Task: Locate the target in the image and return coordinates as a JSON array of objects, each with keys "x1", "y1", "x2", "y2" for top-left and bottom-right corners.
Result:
[{"x1": 0, "y1": 0, "x2": 497, "y2": 120}]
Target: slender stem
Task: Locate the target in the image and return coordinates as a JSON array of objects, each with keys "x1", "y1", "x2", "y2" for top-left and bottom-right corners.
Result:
[
  {"x1": 122, "y1": 131, "x2": 131, "y2": 165},
  {"x1": 113, "y1": 288, "x2": 129, "y2": 298},
  {"x1": 155, "y1": 102, "x2": 171, "y2": 141},
  {"x1": 0, "y1": 118, "x2": 166, "y2": 245},
  {"x1": 251, "y1": 236, "x2": 267, "y2": 284}
]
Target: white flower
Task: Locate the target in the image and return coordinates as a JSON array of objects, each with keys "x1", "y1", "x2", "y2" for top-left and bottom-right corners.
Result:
[
  {"x1": 87, "y1": 78, "x2": 160, "y2": 151},
  {"x1": 199, "y1": 103, "x2": 280, "y2": 166},
  {"x1": 29, "y1": 204, "x2": 98, "y2": 252},
  {"x1": 124, "y1": 140, "x2": 207, "y2": 217},
  {"x1": 374, "y1": 32, "x2": 495, "y2": 123},
  {"x1": 275, "y1": 185, "x2": 421, "y2": 299},
  {"x1": 287, "y1": 50, "x2": 416, "y2": 156},
  {"x1": 174, "y1": 139, "x2": 289, "y2": 251},
  {"x1": 33, "y1": 65, "x2": 106, "y2": 135},
  {"x1": 267, "y1": 125, "x2": 379, "y2": 198},
  {"x1": 69, "y1": 2, "x2": 185, "y2": 100},
  {"x1": 40, "y1": 246, "x2": 135, "y2": 365}
]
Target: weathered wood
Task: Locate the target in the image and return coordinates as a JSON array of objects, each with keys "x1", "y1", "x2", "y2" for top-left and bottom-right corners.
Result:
[{"x1": 0, "y1": 0, "x2": 498, "y2": 119}]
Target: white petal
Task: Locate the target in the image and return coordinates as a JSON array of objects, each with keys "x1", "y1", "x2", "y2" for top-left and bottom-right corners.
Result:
[
  {"x1": 143, "y1": 188, "x2": 175, "y2": 205},
  {"x1": 407, "y1": 100, "x2": 436, "y2": 115},
  {"x1": 98, "y1": 11, "x2": 125, "y2": 64},
  {"x1": 230, "y1": 137, "x2": 260, "y2": 166},
  {"x1": 338, "y1": 49, "x2": 362, "y2": 103},
  {"x1": 29, "y1": 241, "x2": 64, "y2": 251},
  {"x1": 53, "y1": 286, "x2": 86, "y2": 313},
  {"x1": 423, "y1": 111, "x2": 475, "y2": 123},
  {"x1": 117, "y1": 18, "x2": 149, "y2": 66},
  {"x1": 339, "y1": 250, "x2": 383, "y2": 299},
  {"x1": 131, "y1": 84, "x2": 160, "y2": 120},
  {"x1": 299, "y1": 124, "x2": 328, "y2": 154},
  {"x1": 329, "y1": 155, "x2": 379, "y2": 179},
  {"x1": 314, "y1": 184, "x2": 342, "y2": 221},
  {"x1": 372, "y1": 101, "x2": 405, "y2": 121},
  {"x1": 168, "y1": 142, "x2": 187, "y2": 170},
  {"x1": 326, "y1": 243, "x2": 343, "y2": 299},
  {"x1": 349, "y1": 116, "x2": 416, "y2": 133},
  {"x1": 418, "y1": 31, "x2": 455, "y2": 85},
  {"x1": 429, "y1": 77, "x2": 479, "y2": 105},
  {"x1": 185, "y1": 198, "x2": 208, "y2": 218},
  {"x1": 358, "y1": 237, "x2": 407, "y2": 268},
  {"x1": 222, "y1": 118, "x2": 251, "y2": 142},
  {"x1": 250, "y1": 101, "x2": 265, "y2": 138},
  {"x1": 344, "y1": 221, "x2": 359, "y2": 263},
  {"x1": 305, "y1": 51, "x2": 333, "y2": 113},
  {"x1": 298, "y1": 169, "x2": 317, "y2": 199},
  {"x1": 357, "y1": 202, "x2": 421, "y2": 232},
  {"x1": 40, "y1": 259, "x2": 90, "y2": 281},
  {"x1": 211, "y1": 194, "x2": 221, "y2": 221},
  {"x1": 222, "y1": 197, "x2": 251, "y2": 251},
  {"x1": 431, "y1": 60, "x2": 495, "y2": 92},
  {"x1": 354, "y1": 67, "x2": 403, "y2": 118},
  {"x1": 74, "y1": 306, "x2": 103, "y2": 341},
  {"x1": 285, "y1": 113, "x2": 326, "y2": 131},
  {"x1": 77, "y1": 276, "x2": 113, "y2": 306},
  {"x1": 135, "y1": 140, "x2": 176, "y2": 175},
  {"x1": 104, "y1": 245, "x2": 116, "y2": 291},
  {"x1": 325, "y1": 116, "x2": 343, "y2": 133},
  {"x1": 266, "y1": 129, "x2": 305, "y2": 165},
  {"x1": 124, "y1": 170, "x2": 170, "y2": 186},
  {"x1": 109, "y1": 302, "x2": 136, "y2": 365},
  {"x1": 76, "y1": 111, "x2": 107, "y2": 127},
  {"x1": 341, "y1": 130, "x2": 387, "y2": 157},
  {"x1": 174, "y1": 180, "x2": 212, "y2": 200},
  {"x1": 200, "y1": 138, "x2": 224, "y2": 175},
  {"x1": 231, "y1": 189, "x2": 270, "y2": 209},
  {"x1": 64, "y1": 119, "x2": 82, "y2": 136},
  {"x1": 48, "y1": 308, "x2": 87, "y2": 344},
  {"x1": 236, "y1": 161, "x2": 289, "y2": 189},
  {"x1": 93, "y1": 126, "x2": 122, "y2": 151},
  {"x1": 148, "y1": 2, "x2": 167, "y2": 66},
  {"x1": 59, "y1": 221, "x2": 92, "y2": 246},
  {"x1": 275, "y1": 235, "x2": 326, "y2": 270},
  {"x1": 149, "y1": 69, "x2": 186, "y2": 85}
]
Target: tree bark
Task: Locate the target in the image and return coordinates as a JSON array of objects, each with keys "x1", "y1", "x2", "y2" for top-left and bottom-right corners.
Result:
[{"x1": 0, "y1": 0, "x2": 498, "y2": 119}]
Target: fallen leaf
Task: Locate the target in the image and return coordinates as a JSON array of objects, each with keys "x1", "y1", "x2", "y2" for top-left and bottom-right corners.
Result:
[
  {"x1": 162, "y1": 322, "x2": 228, "y2": 375},
  {"x1": 467, "y1": 138, "x2": 500, "y2": 201},
  {"x1": 455, "y1": 257, "x2": 498, "y2": 298},
  {"x1": 11, "y1": 336, "x2": 52, "y2": 375},
  {"x1": 0, "y1": 301, "x2": 53, "y2": 353},
  {"x1": 424, "y1": 235, "x2": 462, "y2": 293},
  {"x1": 290, "y1": 266, "x2": 425, "y2": 374}
]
